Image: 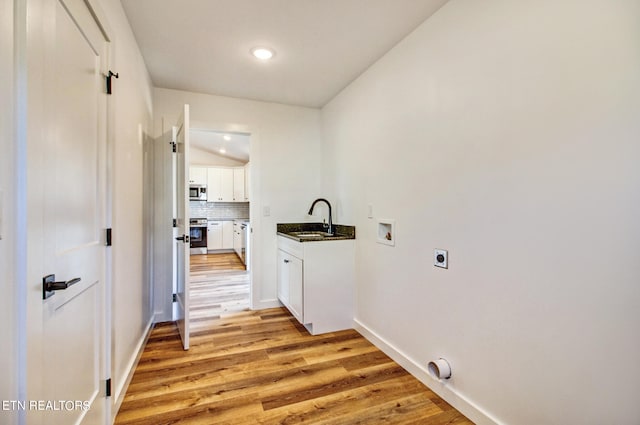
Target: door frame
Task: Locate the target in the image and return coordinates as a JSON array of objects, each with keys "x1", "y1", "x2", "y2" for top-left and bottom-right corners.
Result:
[{"x1": 171, "y1": 120, "x2": 256, "y2": 318}]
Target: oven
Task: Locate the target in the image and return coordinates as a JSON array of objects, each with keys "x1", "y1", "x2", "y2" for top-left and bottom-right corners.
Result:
[{"x1": 189, "y1": 218, "x2": 208, "y2": 255}]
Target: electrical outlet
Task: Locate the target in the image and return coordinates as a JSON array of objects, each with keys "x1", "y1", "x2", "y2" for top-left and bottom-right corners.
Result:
[{"x1": 434, "y1": 249, "x2": 448, "y2": 269}]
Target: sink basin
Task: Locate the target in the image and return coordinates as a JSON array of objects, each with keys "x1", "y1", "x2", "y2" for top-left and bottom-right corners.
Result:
[
  {"x1": 289, "y1": 231, "x2": 334, "y2": 239},
  {"x1": 277, "y1": 223, "x2": 355, "y2": 242}
]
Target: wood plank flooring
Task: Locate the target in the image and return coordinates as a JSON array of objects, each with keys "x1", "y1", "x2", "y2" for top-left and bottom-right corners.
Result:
[
  {"x1": 190, "y1": 253, "x2": 250, "y2": 317},
  {"x1": 114, "y1": 253, "x2": 474, "y2": 424}
]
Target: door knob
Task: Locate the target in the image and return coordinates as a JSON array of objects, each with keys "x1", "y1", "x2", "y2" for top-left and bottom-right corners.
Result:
[
  {"x1": 42, "y1": 274, "x2": 81, "y2": 300},
  {"x1": 176, "y1": 235, "x2": 190, "y2": 243}
]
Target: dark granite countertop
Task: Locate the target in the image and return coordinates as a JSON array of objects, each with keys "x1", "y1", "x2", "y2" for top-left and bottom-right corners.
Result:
[{"x1": 277, "y1": 223, "x2": 356, "y2": 242}]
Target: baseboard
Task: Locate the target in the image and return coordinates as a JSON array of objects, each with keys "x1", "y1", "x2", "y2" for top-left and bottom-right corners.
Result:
[
  {"x1": 353, "y1": 318, "x2": 502, "y2": 425},
  {"x1": 252, "y1": 298, "x2": 283, "y2": 310},
  {"x1": 111, "y1": 316, "x2": 154, "y2": 423}
]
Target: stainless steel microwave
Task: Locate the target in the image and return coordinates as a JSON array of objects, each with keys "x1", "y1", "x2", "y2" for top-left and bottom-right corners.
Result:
[{"x1": 189, "y1": 184, "x2": 207, "y2": 201}]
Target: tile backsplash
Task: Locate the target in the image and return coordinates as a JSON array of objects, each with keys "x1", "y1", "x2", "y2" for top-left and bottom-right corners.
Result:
[{"x1": 190, "y1": 201, "x2": 250, "y2": 220}]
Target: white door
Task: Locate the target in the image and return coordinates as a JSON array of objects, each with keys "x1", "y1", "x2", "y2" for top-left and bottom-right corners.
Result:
[
  {"x1": 32, "y1": 0, "x2": 110, "y2": 423},
  {"x1": 174, "y1": 105, "x2": 191, "y2": 350}
]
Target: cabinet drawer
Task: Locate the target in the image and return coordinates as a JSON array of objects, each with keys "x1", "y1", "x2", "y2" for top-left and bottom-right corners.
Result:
[{"x1": 277, "y1": 236, "x2": 303, "y2": 259}]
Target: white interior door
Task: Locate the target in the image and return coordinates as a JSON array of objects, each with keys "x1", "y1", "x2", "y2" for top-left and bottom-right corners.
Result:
[
  {"x1": 174, "y1": 105, "x2": 191, "y2": 350},
  {"x1": 34, "y1": 0, "x2": 109, "y2": 423}
]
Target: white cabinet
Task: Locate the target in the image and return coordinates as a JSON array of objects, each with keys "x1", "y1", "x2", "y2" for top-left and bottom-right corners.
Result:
[
  {"x1": 206, "y1": 168, "x2": 221, "y2": 201},
  {"x1": 277, "y1": 249, "x2": 303, "y2": 323},
  {"x1": 207, "y1": 167, "x2": 234, "y2": 202},
  {"x1": 277, "y1": 250, "x2": 290, "y2": 306},
  {"x1": 206, "y1": 166, "x2": 247, "y2": 202},
  {"x1": 233, "y1": 220, "x2": 242, "y2": 258},
  {"x1": 244, "y1": 162, "x2": 250, "y2": 201},
  {"x1": 207, "y1": 221, "x2": 223, "y2": 250},
  {"x1": 233, "y1": 167, "x2": 245, "y2": 202},
  {"x1": 189, "y1": 167, "x2": 207, "y2": 185},
  {"x1": 277, "y1": 236, "x2": 355, "y2": 335},
  {"x1": 208, "y1": 220, "x2": 234, "y2": 250},
  {"x1": 222, "y1": 221, "x2": 233, "y2": 249}
]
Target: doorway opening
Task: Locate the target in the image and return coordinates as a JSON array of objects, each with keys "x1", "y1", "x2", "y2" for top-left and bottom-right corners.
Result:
[{"x1": 187, "y1": 129, "x2": 252, "y2": 321}]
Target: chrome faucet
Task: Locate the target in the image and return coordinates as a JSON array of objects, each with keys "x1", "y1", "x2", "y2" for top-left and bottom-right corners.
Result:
[{"x1": 308, "y1": 198, "x2": 333, "y2": 235}]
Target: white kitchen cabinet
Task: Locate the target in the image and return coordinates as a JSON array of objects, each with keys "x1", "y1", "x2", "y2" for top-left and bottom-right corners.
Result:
[
  {"x1": 233, "y1": 220, "x2": 242, "y2": 258},
  {"x1": 277, "y1": 249, "x2": 290, "y2": 306},
  {"x1": 244, "y1": 162, "x2": 250, "y2": 201},
  {"x1": 222, "y1": 221, "x2": 234, "y2": 249},
  {"x1": 207, "y1": 167, "x2": 234, "y2": 202},
  {"x1": 233, "y1": 167, "x2": 245, "y2": 201},
  {"x1": 208, "y1": 220, "x2": 233, "y2": 250},
  {"x1": 277, "y1": 249, "x2": 303, "y2": 323},
  {"x1": 277, "y1": 236, "x2": 355, "y2": 335},
  {"x1": 189, "y1": 167, "x2": 207, "y2": 185},
  {"x1": 207, "y1": 221, "x2": 223, "y2": 250}
]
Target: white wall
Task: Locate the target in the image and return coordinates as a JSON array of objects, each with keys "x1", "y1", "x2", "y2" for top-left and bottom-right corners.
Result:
[
  {"x1": 0, "y1": 0, "x2": 17, "y2": 423},
  {"x1": 98, "y1": 0, "x2": 155, "y2": 411},
  {"x1": 153, "y1": 87, "x2": 322, "y2": 314},
  {"x1": 321, "y1": 1, "x2": 640, "y2": 424}
]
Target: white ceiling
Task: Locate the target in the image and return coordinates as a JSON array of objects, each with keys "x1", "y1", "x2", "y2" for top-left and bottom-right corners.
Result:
[
  {"x1": 190, "y1": 129, "x2": 250, "y2": 163},
  {"x1": 120, "y1": 0, "x2": 449, "y2": 108}
]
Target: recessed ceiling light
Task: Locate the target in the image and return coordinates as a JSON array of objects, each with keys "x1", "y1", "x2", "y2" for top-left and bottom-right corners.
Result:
[
  {"x1": 219, "y1": 148, "x2": 226, "y2": 154},
  {"x1": 223, "y1": 135, "x2": 231, "y2": 141},
  {"x1": 251, "y1": 47, "x2": 275, "y2": 61}
]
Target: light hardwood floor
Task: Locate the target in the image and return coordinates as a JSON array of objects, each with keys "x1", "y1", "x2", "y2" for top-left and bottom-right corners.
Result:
[
  {"x1": 190, "y1": 253, "x2": 250, "y2": 318},
  {"x1": 114, "y1": 254, "x2": 474, "y2": 424}
]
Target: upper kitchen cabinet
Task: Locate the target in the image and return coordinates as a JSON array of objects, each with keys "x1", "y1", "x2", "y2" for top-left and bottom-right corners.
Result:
[
  {"x1": 195, "y1": 165, "x2": 249, "y2": 202},
  {"x1": 189, "y1": 166, "x2": 207, "y2": 185},
  {"x1": 233, "y1": 167, "x2": 245, "y2": 202},
  {"x1": 207, "y1": 167, "x2": 234, "y2": 202},
  {"x1": 244, "y1": 162, "x2": 251, "y2": 202}
]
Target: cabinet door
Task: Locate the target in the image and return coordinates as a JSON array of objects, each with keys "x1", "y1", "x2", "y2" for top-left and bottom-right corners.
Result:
[
  {"x1": 189, "y1": 166, "x2": 207, "y2": 185},
  {"x1": 288, "y1": 255, "x2": 304, "y2": 323},
  {"x1": 222, "y1": 221, "x2": 234, "y2": 249},
  {"x1": 233, "y1": 222, "x2": 242, "y2": 256},
  {"x1": 277, "y1": 249, "x2": 304, "y2": 324},
  {"x1": 207, "y1": 167, "x2": 222, "y2": 201},
  {"x1": 220, "y1": 168, "x2": 234, "y2": 202},
  {"x1": 244, "y1": 162, "x2": 250, "y2": 201},
  {"x1": 277, "y1": 249, "x2": 290, "y2": 306},
  {"x1": 207, "y1": 221, "x2": 223, "y2": 250},
  {"x1": 233, "y1": 167, "x2": 245, "y2": 201}
]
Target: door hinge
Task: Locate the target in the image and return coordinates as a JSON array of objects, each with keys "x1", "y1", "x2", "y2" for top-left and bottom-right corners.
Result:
[
  {"x1": 171, "y1": 141, "x2": 176, "y2": 153},
  {"x1": 105, "y1": 228, "x2": 112, "y2": 246},
  {"x1": 173, "y1": 219, "x2": 177, "y2": 228},
  {"x1": 172, "y1": 293, "x2": 177, "y2": 303},
  {"x1": 105, "y1": 378, "x2": 112, "y2": 397},
  {"x1": 106, "y1": 71, "x2": 118, "y2": 95}
]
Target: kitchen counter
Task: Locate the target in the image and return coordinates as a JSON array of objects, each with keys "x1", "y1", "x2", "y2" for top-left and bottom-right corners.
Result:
[{"x1": 277, "y1": 223, "x2": 355, "y2": 242}]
